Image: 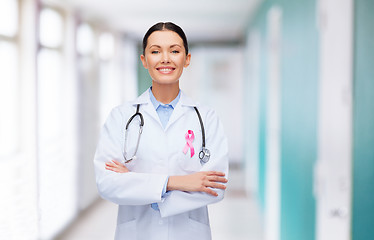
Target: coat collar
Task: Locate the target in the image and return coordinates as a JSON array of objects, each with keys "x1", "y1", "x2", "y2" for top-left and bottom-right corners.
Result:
[
  {"x1": 129, "y1": 89, "x2": 197, "y2": 107},
  {"x1": 129, "y1": 89, "x2": 198, "y2": 130}
]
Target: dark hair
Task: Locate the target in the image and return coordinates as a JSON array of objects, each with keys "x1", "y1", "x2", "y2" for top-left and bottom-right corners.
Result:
[{"x1": 142, "y1": 22, "x2": 189, "y2": 56}]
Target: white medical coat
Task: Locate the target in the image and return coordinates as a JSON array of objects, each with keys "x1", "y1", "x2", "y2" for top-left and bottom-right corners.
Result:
[{"x1": 94, "y1": 90, "x2": 229, "y2": 240}]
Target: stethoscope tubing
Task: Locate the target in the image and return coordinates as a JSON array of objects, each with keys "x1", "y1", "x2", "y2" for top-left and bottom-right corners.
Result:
[
  {"x1": 193, "y1": 106, "x2": 205, "y2": 148},
  {"x1": 124, "y1": 104, "x2": 209, "y2": 163},
  {"x1": 125, "y1": 104, "x2": 144, "y2": 130}
]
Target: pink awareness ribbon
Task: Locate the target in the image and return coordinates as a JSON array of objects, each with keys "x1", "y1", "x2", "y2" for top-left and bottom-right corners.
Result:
[{"x1": 183, "y1": 130, "x2": 195, "y2": 157}]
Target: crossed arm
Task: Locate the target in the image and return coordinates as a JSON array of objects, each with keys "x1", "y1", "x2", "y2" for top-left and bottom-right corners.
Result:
[{"x1": 105, "y1": 160, "x2": 228, "y2": 196}]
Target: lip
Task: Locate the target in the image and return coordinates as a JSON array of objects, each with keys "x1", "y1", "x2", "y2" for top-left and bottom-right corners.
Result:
[{"x1": 156, "y1": 66, "x2": 175, "y2": 74}]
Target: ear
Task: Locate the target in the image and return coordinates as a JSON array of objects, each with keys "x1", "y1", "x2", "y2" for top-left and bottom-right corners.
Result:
[
  {"x1": 140, "y1": 55, "x2": 148, "y2": 69},
  {"x1": 184, "y1": 53, "x2": 191, "y2": 68}
]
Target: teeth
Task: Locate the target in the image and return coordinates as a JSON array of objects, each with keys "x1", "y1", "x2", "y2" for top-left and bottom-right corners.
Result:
[{"x1": 159, "y1": 68, "x2": 172, "y2": 73}]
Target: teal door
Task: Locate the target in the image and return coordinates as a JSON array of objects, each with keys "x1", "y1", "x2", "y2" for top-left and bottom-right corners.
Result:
[{"x1": 352, "y1": 0, "x2": 374, "y2": 239}]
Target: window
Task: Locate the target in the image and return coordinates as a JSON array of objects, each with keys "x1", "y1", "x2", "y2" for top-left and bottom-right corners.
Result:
[
  {"x1": 0, "y1": 0, "x2": 18, "y2": 37},
  {"x1": 0, "y1": 2, "x2": 40, "y2": 240},
  {"x1": 37, "y1": 7, "x2": 78, "y2": 239},
  {"x1": 39, "y1": 8, "x2": 63, "y2": 48},
  {"x1": 0, "y1": 0, "x2": 20, "y2": 156},
  {"x1": 99, "y1": 32, "x2": 114, "y2": 61},
  {"x1": 0, "y1": 42, "x2": 19, "y2": 156},
  {"x1": 77, "y1": 23, "x2": 94, "y2": 56}
]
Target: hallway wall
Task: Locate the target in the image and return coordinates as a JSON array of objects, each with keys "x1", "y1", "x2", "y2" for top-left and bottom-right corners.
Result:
[
  {"x1": 244, "y1": 0, "x2": 319, "y2": 240},
  {"x1": 352, "y1": 0, "x2": 374, "y2": 239},
  {"x1": 245, "y1": 1, "x2": 374, "y2": 240},
  {"x1": 279, "y1": 1, "x2": 318, "y2": 239}
]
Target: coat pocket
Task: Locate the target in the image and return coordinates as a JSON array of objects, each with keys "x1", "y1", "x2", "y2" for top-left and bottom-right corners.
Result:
[
  {"x1": 115, "y1": 219, "x2": 137, "y2": 240},
  {"x1": 187, "y1": 218, "x2": 212, "y2": 239},
  {"x1": 178, "y1": 151, "x2": 203, "y2": 173}
]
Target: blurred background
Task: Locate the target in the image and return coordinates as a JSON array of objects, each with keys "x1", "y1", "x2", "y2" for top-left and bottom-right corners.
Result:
[{"x1": 0, "y1": 0, "x2": 373, "y2": 239}]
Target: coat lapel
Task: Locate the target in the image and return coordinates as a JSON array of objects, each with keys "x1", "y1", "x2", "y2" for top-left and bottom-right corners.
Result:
[
  {"x1": 130, "y1": 89, "x2": 198, "y2": 131},
  {"x1": 129, "y1": 90, "x2": 161, "y2": 127},
  {"x1": 165, "y1": 91, "x2": 197, "y2": 131}
]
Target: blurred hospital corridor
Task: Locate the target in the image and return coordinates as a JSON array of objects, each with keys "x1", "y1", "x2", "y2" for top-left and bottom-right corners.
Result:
[{"x1": 1, "y1": 0, "x2": 374, "y2": 240}]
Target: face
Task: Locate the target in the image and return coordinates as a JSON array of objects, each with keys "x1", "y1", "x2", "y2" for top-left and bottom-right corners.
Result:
[{"x1": 140, "y1": 30, "x2": 191, "y2": 86}]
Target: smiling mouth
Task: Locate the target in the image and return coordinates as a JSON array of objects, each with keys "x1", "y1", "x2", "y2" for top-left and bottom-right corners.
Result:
[{"x1": 157, "y1": 67, "x2": 175, "y2": 74}]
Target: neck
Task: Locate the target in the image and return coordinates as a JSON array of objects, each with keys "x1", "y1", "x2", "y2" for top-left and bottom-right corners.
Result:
[{"x1": 151, "y1": 82, "x2": 180, "y2": 104}]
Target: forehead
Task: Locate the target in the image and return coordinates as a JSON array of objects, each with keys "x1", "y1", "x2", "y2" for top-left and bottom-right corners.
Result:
[{"x1": 147, "y1": 30, "x2": 184, "y2": 47}]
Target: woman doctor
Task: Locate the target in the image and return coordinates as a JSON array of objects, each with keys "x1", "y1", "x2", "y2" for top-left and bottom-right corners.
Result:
[{"x1": 94, "y1": 22, "x2": 229, "y2": 240}]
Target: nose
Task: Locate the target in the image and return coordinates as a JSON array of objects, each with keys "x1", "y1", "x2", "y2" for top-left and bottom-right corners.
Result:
[{"x1": 161, "y1": 52, "x2": 170, "y2": 63}]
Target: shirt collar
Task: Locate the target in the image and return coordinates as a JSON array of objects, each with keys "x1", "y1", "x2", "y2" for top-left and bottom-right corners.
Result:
[{"x1": 149, "y1": 87, "x2": 181, "y2": 110}]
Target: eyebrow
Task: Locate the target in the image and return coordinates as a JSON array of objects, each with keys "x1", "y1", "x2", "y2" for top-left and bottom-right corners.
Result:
[
  {"x1": 170, "y1": 44, "x2": 182, "y2": 48},
  {"x1": 149, "y1": 44, "x2": 182, "y2": 49}
]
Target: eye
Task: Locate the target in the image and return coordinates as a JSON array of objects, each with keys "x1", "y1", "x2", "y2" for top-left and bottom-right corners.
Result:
[
  {"x1": 151, "y1": 50, "x2": 160, "y2": 54},
  {"x1": 171, "y1": 50, "x2": 179, "y2": 54}
]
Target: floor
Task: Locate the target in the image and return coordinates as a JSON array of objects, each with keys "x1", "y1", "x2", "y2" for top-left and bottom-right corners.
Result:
[{"x1": 56, "y1": 167, "x2": 264, "y2": 240}]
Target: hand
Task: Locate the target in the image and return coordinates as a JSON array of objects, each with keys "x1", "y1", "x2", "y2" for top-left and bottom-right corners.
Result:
[
  {"x1": 105, "y1": 160, "x2": 129, "y2": 173},
  {"x1": 167, "y1": 171, "x2": 228, "y2": 196}
]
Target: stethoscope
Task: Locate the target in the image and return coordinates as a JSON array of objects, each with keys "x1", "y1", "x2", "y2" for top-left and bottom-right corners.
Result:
[{"x1": 123, "y1": 104, "x2": 210, "y2": 164}]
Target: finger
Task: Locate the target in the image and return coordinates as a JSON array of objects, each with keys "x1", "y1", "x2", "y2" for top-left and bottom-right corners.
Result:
[
  {"x1": 112, "y1": 160, "x2": 123, "y2": 166},
  {"x1": 107, "y1": 166, "x2": 127, "y2": 173},
  {"x1": 207, "y1": 176, "x2": 228, "y2": 183},
  {"x1": 203, "y1": 188, "x2": 219, "y2": 197},
  {"x1": 105, "y1": 163, "x2": 116, "y2": 167},
  {"x1": 105, "y1": 165, "x2": 115, "y2": 170},
  {"x1": 206, "y1": 171, "x2": 225, "y2": 177},
  {"x1": 106, "y1": 163, "x2": 119, "y2": 169},
  {"x1": 206, "y1": 182, "x2": 227, "y2": 190},
  {"x1": 105, "y1": 166, "x2": 120, "y2": 173}
]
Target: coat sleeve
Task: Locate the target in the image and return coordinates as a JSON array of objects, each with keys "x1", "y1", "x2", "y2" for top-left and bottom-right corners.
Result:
[
  {"x1": 158, "y1": 108, "x2": 229, "y2": 218},
  {"x1": 94, "y1": 106, "x2": 168, "y2": 205}
]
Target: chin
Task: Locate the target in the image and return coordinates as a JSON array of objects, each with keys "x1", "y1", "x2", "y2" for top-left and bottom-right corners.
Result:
[
  {"x1": 154, "y1": 81, "x2": 179, "y2": 86},
  {"x1": 152, "y1": 77, "x2": 180, "y2": 85}
]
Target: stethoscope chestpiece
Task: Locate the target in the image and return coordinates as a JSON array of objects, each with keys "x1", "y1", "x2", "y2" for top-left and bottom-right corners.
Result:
[
  {"x1": 124, "y1": 155, "x2": 136, "y2": 164},
  {"x1": 199, "y1": 147, "x2": 210, "y2": 164}
]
